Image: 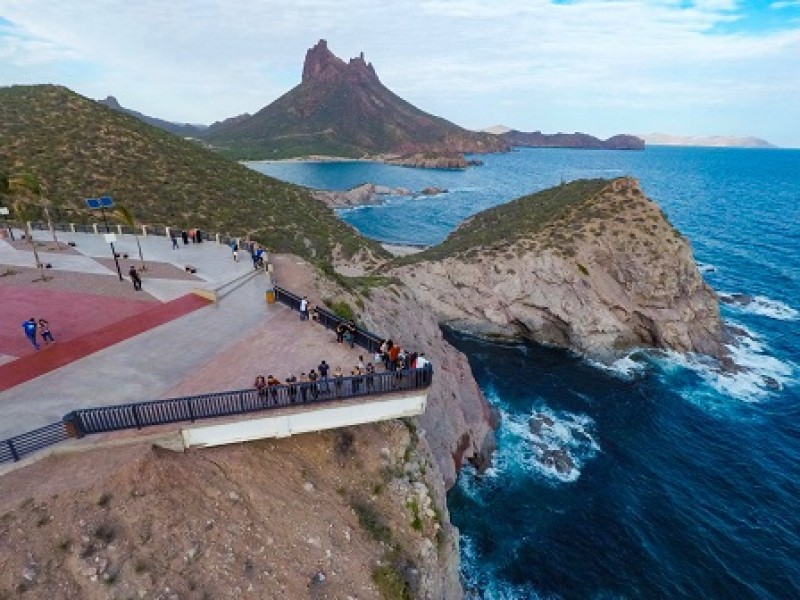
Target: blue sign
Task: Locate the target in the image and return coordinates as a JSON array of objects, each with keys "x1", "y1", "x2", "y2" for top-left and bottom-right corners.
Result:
[{"x1": 86, "y1": 197, "x2": 114, "y2": 209}]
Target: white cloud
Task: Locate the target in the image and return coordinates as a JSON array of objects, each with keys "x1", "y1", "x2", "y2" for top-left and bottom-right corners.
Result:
[{"x1": 1, "y1": 0, "x2": 799, "y2": 146}]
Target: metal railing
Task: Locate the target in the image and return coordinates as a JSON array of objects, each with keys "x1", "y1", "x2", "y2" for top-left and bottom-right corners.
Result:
[
  {"x1": 64, "y1": 368, "x2": 431, "y2": 438},
  {"x1": 1, "y1": 422, "x2": 70, "y2": 464},
  {"x1": 273, "y1": 286, "x2": 385, "y2": 354}
]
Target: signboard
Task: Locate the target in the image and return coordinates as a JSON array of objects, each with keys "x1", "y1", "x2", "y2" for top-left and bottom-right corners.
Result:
[
  {"x1": 104, "y1": 233, "x2": 117, "y2": 244},
  {"x1": 86, "y1": 197, "x2": 115, "y2": 209},
  {"x1": 0, "y1": 207, "x2": 9, "y2": 215}
]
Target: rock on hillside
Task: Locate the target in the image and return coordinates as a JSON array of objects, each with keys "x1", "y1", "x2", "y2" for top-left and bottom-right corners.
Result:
[
  {"x1": 203, "y1": 39, "x2": 509, "y2": 160},
  {"x1": 393, "y1": 178, "x2": 723, "y2": 361}
]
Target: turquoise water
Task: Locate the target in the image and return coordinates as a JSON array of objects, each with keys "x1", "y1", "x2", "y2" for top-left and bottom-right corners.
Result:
[{"x1": 250, "y1": 147, "x2": 800, "y2": 598}]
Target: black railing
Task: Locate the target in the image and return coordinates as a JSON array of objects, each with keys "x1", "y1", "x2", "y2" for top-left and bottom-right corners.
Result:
[
  {"x1": 0, "y1": 422, "x2": 70, "y2": 464},
  {"x1": 64, "y1": 368, "x2": 431, "y2": 438},
  {"x1": 273, "y1": 286, "x2": 385, "y2": 354}
]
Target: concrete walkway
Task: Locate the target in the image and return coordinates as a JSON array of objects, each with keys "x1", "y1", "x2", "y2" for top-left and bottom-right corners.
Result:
[{"x1": 0, "y1": 230, "x2": 370, "y2": 440}]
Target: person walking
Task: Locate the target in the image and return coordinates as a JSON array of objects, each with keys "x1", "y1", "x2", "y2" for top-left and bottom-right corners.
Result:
[
  {"x1": 129, "y1": 265, "x2": 142, "y2": 291},
  {"x1": 170, "y1": 231, "x2": 179, "y2": 250},
  {"x1": 299, "y1": 296, "x2": 309, "y2": 321},
  {"x1": 38, "y1": 318, "x2": 55, "y2": 344},
  {"x1": 21, "y1": 317, "x2": 39, "y2": 350}
]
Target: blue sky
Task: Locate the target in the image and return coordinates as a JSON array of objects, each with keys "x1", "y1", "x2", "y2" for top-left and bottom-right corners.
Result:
[{"x1": 1, "y1": 0, "x2": 799, "y2": 147}]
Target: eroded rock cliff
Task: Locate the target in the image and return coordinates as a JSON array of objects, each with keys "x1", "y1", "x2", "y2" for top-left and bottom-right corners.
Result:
[{"x1": 392, "y1": 177, "x2": 723, "y2": 361}]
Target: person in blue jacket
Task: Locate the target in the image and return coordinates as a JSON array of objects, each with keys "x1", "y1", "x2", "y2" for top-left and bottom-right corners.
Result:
[{"x1": 22, "y1": 317, "x2": 39, "y2": 350}]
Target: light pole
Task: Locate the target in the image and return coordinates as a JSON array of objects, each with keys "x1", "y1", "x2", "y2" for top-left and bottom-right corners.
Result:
[
  {"x1": 87, "y1": 196, "x2": 123, "y2": 281},
  {"x1": 0, "y1": 206, "x2": 13, "y2": 240}
]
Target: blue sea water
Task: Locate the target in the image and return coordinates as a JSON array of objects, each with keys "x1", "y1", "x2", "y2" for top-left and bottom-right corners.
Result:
[{"x1": 249, "y1": 147, "x2": 800, "y2": 599}]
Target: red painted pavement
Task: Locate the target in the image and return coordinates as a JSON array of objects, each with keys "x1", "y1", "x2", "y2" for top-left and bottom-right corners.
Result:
[{"x1": 0, "y1": 293, "x2": 211, "y2": 392}]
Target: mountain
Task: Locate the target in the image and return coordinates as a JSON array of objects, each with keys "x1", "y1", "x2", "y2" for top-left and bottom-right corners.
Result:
[
  {"x1": 500, "y1": 129, "x2": 644, "y2": 150},
  {"x1": 202, "y1": 39, "x2": 509, "y2": 160},
  {"x1": 639, "y1": 133, "x2": 776, "y2": 148},
  {"x1": 98, "y1": 96, "x2": 207, "y2": 138},
  {"x1": 0, "y1": 84, "x2": 380, "y2": 263}
]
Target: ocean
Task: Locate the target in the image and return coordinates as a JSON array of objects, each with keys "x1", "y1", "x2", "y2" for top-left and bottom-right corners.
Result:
[{"x1": 249, "y1": 146, "x2": 800, "y2": 599}]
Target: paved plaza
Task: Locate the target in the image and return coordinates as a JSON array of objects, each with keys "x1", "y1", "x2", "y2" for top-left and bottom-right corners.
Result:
[{"x1": 0, "y1": 229, "x2": 366, "y2": 440}]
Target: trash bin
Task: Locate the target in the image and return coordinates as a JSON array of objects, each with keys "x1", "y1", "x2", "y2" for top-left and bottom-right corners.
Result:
[{"x1": 266, "y1": 289, "x2": 275, "y2": 304}]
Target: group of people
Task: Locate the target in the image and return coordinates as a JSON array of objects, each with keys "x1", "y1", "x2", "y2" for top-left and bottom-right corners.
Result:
[
  {"x1": 376, "y1": 339, "x2": 430, "y2": 372},
  {"x1": 230, "y1": 240, "x2": 266, "y2": 269},
  {"x1": 21, "y1": 317, "x2": 55, "y2": 350},
  {"x1": 169, "y1": 229, "x2": 203, "y2": 249}
]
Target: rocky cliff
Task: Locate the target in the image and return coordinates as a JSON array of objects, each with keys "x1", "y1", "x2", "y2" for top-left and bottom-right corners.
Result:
[
  {"x1": 202, "y1": 40, "x2": 509, "y2": 160},
  {"x1": 392, "y1": 178, "x2": 723, "y2": 361}
]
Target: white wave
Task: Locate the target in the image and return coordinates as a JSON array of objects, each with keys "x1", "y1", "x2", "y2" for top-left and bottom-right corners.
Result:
[
  {"x1": 719, "y1": 292, "x2": 798, "y2": 321},
  {"x1": 585, "y1": 352, "x2": 648, "y2": 381},
  {"x1": 461, "y1": 535, "x2": 545, "y2": 600},
  {"x1": 657, "y1": 327, "x2": 795, "y2": 403},
  {"x1": 486, "y1": 403, "x2": 599, "y2": 484},
  {"x1": 697, "y1": 262, "x2": 717, "y2": 274}
]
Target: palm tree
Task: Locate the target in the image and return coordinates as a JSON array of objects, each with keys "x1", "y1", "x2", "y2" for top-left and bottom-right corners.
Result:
[
  {"x1": 12, "y1": 200, "x2": 48, "y2": 281},
  {"x1": 116, "y1": 204, "x2": 146, "y2": 272},
  {"x1": 8, "y1": 172, "x2": 59, "y2": 247}
]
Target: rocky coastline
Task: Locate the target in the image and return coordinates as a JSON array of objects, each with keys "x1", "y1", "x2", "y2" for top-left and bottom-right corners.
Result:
[{"x1": 313, "y1": 182, "x2": 448, "y2": 209}]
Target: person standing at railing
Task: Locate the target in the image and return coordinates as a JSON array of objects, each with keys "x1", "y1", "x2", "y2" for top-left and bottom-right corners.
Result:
[
  {"x1": 299, "y1": 296, "x2": 309, "y2": 320},
  {"x1": 333, "y1": 366, "x2": 344, "y2": 397},
  {"x1": 318, "y1": 360, "x2": 330, "y2": 392},
  {"x1": 351, "y1": 367, "x2": 362, "y2": 394},
  {"x1": 335, "y1": 322, "x2": 346, "y2": 344},
  {"x1": 308, "y1": 368, "x2": 319, "y2": 399},
  {"x1": 285, "y1": 373, "x2": 298, "y2": 403},
  {"x1": 254, "y1": 375, "x2": 267, "y2": 402},
  {"x1": 267, "y1": 374, "x2": 280, "y2": 405},
  {"x1": 346, "y1": 319, "x2": 357, "y2": 348},
  {"x1": 299, "y1": 372, "x2": 310, "y2": 402},
  {"x1": 365, "y1": 362, "x2": 375, "y2": 392}
]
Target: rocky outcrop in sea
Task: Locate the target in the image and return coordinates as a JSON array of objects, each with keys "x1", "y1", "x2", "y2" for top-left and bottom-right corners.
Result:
[{"x1": 392, "y1": 177, "x2": 723, "y2": 362}]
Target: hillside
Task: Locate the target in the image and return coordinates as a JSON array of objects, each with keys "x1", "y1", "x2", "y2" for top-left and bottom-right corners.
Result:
[
  {"x1": 203, "y1": 40, "x2": 509, "y2": 160},
  {"x1": 392, "y1": 178, "x2": 723, "y2": 360},
  {"x1": 0, "y1": 85, "x2": 382, "y2": 263},
  {"x1": 501, "y1": 130, "x2": 644, "y2": 150},
  {"x1": 98, "y1": 95, "x2": 207, "y2": 138}
]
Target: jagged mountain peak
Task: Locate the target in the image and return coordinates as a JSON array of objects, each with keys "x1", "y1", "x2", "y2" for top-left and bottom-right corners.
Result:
[{"x1": 302, "y1": 39, "x2": 378, "y2": 86}]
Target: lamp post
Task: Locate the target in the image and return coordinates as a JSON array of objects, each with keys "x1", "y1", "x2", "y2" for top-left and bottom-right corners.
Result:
[
  {"x1": 87, "y1": 196, "x2": 122, "y2": 281},
  {"x1": 0, "y1": 206, "x2": 13, "y2": 240}
]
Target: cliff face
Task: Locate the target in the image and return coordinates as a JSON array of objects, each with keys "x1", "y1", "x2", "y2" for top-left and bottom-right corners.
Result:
[
  {"x1": 394, "y1": 178, "x2": 723, "y2": 361},
  {"x1": 313, "y1": 277, "x2": 497, "y2": 489},
  {"x1": 203, "y1": 40, "x2": 509, "y2": 160}
]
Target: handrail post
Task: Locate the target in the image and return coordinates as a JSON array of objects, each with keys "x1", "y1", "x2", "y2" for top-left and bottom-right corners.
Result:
[
  {"x1": 63, "y1": 411, "x2": 85, "y2": 439},
  {"x1": 132, "y1": 404, "x2": 143, "y2": 429},
  {"x1": 6, "y1": 439, "x2": 19, "y2": 462}
]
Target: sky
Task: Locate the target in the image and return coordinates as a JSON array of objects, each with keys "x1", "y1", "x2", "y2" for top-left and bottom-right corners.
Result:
[{"x1": 1, "y1": 0, "x2": 799, "y2": 147}]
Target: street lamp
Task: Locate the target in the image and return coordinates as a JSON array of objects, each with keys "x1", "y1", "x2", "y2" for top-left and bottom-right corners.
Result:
[
  {"x1": 86, "y1": 196, "x2": 122, "y2": 281},
  {"x1": 0, "y1": 206, "x2": 13, "y2": 240}
]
